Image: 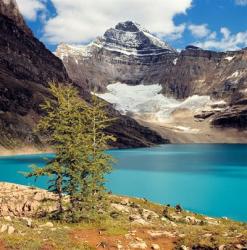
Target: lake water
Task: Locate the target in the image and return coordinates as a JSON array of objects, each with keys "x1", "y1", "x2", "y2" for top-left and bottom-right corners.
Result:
[{"x1": 0, "y1": 144, "x2": 247, "y2": 222}]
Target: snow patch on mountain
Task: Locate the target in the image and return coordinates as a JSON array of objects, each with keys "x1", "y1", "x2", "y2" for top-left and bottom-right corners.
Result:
[
  {"x1": 96, "y1": 82, "x2": 213, "y2": 122},
  {"x1": 55, "y1": 43, "x2": 94, "y2": 60},
  {"x1": 225, "y1": 56, "x2": 235, "y2": 62}
]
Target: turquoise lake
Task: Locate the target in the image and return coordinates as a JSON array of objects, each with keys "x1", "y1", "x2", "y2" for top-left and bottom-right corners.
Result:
[{"x1": 0, "y1": 144, "x2": 247, "y2": 222}]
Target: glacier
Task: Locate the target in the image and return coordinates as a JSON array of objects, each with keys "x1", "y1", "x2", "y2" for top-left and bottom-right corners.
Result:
[{"x1": 96, "y1": 82, "x2": 214, "y2": 122}]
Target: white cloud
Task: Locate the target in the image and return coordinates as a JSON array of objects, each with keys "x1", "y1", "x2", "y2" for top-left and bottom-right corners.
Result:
[
  {"x1": 188, "y1": 24, "x2": 210, "y2": 38},
  {"x1": 43, "y1": 0, "x2": 192, "y2": 44},
  {"x1": 164, "y1": 23, "x2": 186, "y2": 41},
  {"x1": 16, "y1": 0, "x2": 46, "y2": 20},
  {"x1": 194, "y1": 27, "x2": 247, "y2": 51},
  {"x1": 235, "y1": 0, "x2": 247, "y2": 6}
]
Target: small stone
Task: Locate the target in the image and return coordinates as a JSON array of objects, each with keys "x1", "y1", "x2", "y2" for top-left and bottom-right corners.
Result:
[
  {"x1": 4, "y1": 216, "x2": 12, "y2": 222},
  {"x1": 117, "y1": 244, "x2": 124, "y2": 249},
  {"x1": 151, "y1": 244, "x2": 160, "y2": 250},
  {"x1": 0, "y1": 224, "x2": 8, "y2": 233},
  {"x1": 110, "y1": 211, "x2": 120, "y2": 219},
  {"x1": 180, "y1": 246, "x2": 189, "y2": 250},
  {"x1": 7, "y1": 226, "x2": 15, "y2": 235},
  {"x1": 129, "y1": 241, "x2": 147, "y2": 249},
  {"x1": 204, "y1": 233, "x2": 212, "y2": 237},
  {"x1": 161, "y1": 217, "x2": 169, "y2": 222}
]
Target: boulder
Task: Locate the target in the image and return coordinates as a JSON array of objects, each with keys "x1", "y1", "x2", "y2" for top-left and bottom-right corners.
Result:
[
  {"x1": 141, "y1": 208, "x2": 159, "y2": 220},
  {"x1": 184, "y1": 216, "x2": 202, "y2": 225},
  {"x1": 129, "y1": 215, "x2": 149, "y2": 226},
  {"x1": 111, "y1": 203, "x2": 130, "y2": 213},
  {"x1": 0, "y1": 183, "x2": 59, "y2": 218}
]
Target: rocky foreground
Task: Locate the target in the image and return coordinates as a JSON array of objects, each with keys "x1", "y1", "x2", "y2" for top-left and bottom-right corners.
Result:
[{"x1": 0, "y1": 183, "x2": 246, "y2": 250}]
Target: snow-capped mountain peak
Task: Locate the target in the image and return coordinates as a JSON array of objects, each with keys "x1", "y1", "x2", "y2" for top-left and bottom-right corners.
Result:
[
  {"x1": 56, "y1": 21, "x2": 177, "y2": 60},
  {"x1": 55, "y1": 21, "x2": 178, "y2": 90},
  {"x1": 97, "y1": 21, "x2": 176, "y2": 55}
]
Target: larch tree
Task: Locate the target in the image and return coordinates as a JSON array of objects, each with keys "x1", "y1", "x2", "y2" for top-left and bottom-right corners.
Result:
[{"x1": 27, "y1": 83, "x2": 116, "y2": 222}]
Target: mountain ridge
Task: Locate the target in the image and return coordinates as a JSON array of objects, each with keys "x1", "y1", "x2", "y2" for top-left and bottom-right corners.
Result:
[
  {"x1": 55, "y1": 21, "x2": 178, "y2": 92},
  {"x1": 0, "y1": 3, "x2": 167, "y2": 151},
  {"x1": 56, "y1": 21, "x2": 247, "y2": 133}
]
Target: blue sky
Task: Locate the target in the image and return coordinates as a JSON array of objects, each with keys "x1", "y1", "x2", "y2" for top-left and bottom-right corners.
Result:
[{"x1": 16, "y1": 0, "x2": 247, "y2": 52}]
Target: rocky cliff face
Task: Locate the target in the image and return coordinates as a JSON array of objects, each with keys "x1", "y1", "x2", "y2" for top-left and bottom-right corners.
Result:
[
  {"x1": 55, "y1": 21, "x2": 178, "y2": 91},
  {"x1": 0, "y1": 4, "x2": 70, "y2": 148},
  {"x1": 56, "y1": 23, "x2": 247, "y2": 130},
  {"x1": 161, "y1": 46, "x2": 247, "y2": 100},
  {"x1": 0, "y1": 4, "x2": 167, "y2": 150},
  {"x1": 0, "y1": 0, "x2": 32, "y2": 35},
  {"x1": 162, "y1": 46, "x2": 247, "y2": 128}
]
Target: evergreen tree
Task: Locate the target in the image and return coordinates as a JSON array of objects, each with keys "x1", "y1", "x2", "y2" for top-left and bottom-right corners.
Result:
[
  {"x1": 27, "y1": 83, "x2": 116, "y2": 222},
  {"x1": 82, "y1": 94, "x2": 116, "y2": 214}
]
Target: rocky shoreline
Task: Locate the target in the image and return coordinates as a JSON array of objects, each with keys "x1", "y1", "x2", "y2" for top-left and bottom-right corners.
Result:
[{"x1": 0, "y1": 182, "x2": 246, "y2": 249}]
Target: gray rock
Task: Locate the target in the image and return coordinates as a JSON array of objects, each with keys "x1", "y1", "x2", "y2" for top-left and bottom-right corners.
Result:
[
  {"x1": 129, "y1": 215, "x2": 149, "y2": 226},
  {"x1": 129, "y1": 240, "x2": 147, "y2": 249}
]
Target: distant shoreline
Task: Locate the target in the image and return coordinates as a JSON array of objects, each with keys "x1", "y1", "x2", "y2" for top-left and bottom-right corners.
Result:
[{"x1": 0, "y1": 147, "x2": 53, "y2": 157}]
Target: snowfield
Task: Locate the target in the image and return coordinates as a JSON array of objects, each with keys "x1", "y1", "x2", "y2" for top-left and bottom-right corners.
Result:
[{"x1": 96, "y1": 82, "x2": 213, "y2": 122}]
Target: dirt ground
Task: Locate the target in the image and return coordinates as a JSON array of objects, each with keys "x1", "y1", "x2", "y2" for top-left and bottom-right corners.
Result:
[{"x1": 71, "y1": 228, "x2": 175, "y2": 250}]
